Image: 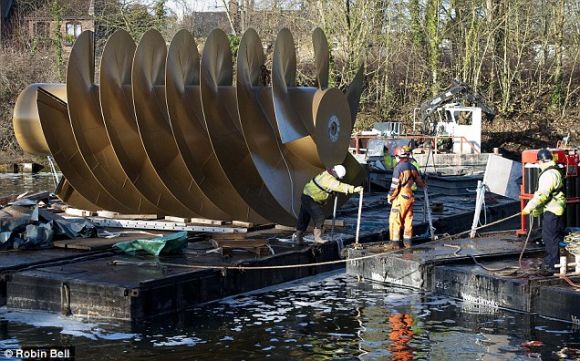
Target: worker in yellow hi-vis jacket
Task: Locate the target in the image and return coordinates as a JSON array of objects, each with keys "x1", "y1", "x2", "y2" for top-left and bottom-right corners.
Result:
[
  {"x1": 292, "y1": 165, "x2": 362, "y2": 244},
  {"x1": 522, "y1": 148, "x2": 566, "y2": 276},
  {"x1": 383, "y1": 145, "x2": 395, "y2": 170}
]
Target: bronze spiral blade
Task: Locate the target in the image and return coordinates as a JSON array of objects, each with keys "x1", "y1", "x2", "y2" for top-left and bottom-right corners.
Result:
[
  {"x1": 99, "y1": 29, "x2": 186, "y2": 216},
  {"x1": 15, "y1": 84, "x2": 99, "y2": 209},
  {"x1": 271, "y1": 28, "x2": 308, "y2": 144},
  {"x1": 56, "y1": 178, "x2": 97, "y2": 211},
  {"x1": 201, "y1": 29, "x2": 294, "y2": 225},
  {"x1": 238, "y1": 28, "x2": 365, "y2": 219},
  {"x1": 13, "y1": 83, "x2": 66, "y2": 155},
  {"x1": 237, "y1": 28, "x2": 321, "y2": 220},
  {"x1": 165, "y1": 29, "x2": 266, "y2": 223},
  {"x1": 36, "y1": 87, "x2": 121, "y2": 210},
  {"x1": 67, "y1": 31, "x2": 155, "y2": 213},
  {"x1": 312, "y1": 27, "x2": 329, "y2": 89},
  {"x1": 346, "y1": 66, "x2": 365, "y2": 133},
  {"x1": 272, "y1": 29, "x2": 352, "y2": 169},
  {"x1": 132, "y1": 29, "x2": 228, "y2": 219}
]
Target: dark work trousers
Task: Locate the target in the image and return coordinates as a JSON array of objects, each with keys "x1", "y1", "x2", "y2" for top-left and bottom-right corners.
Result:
[
  {"x1": 296, "y1": 194, "x2": 326, "y2": 232},
  {"x1": 542, "y1": 211, "x2": 564, "y2": 270}
]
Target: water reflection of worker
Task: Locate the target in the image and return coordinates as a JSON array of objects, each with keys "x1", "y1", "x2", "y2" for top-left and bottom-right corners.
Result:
[
  {"x1": 385, "y1": 146, "x2": 426, "y2": 250},
  {"x1": 388, "y1": 313, "x2": 414, "y2": 361}
]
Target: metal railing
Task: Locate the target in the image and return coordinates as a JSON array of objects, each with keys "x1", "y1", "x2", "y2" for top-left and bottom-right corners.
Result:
[{"x1": 350, "y1": 134, "x2": 480, "y2": 155}]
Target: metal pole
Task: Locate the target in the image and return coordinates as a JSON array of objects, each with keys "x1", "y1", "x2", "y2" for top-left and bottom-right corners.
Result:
[
  {"x1": 355, "y1": 189, "x2": 364, "y2": 247},
  {"x1": 422, "y1": 195, "x2": 427, "y2": 223},
  {"x1": 330, "y1": 194, "x2": 338, "y2": 241},
  {"x1": 422, "y1": 149, "x2": 431, "y2": 224},
  {"x1": 423, "y1": 186, "x2": 435, "y2": 240},
  {"x1": 469, "y1": 181, "x2": 485, "y2": 238}
]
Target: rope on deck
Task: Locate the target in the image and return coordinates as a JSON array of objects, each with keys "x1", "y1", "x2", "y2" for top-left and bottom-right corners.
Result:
[
  {"x1": 436, "y1": 212, "x2": 522, "y2": 241},
  {"x1": 444, "y1": 212, "x2": 531, "y2": 274},
  {"x1": 563, "y1": 232, "x2": 580, "y2": 256}
]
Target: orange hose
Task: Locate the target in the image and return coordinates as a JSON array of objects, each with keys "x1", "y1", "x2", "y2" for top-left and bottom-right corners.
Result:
[{"x1": 559, "y1": 274, "x2": 580, "y2": 289}]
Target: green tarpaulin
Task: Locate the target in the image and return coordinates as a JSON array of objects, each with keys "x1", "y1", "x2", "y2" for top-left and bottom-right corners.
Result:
[{"x1": 114, "y1": 231, "x2": 188, "y2": 256}]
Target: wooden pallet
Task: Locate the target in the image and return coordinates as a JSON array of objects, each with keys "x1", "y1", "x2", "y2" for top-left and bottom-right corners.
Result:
[
  {"x1": 98, "y1": 210, "x2": 158, "y2": 220},
  {"x1": 61, "y1": 209, "x2": 276, "y2": 235}
]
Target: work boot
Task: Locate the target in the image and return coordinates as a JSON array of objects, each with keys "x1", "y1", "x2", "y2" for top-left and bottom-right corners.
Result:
[
  {"x1": 403, "y1": 238, "x2": 413, "y2": 249},
  {"x1": 383, "y1": 240, "x2": 403, "y2": 251},
  {"x1": 313, "y1": 228, "x2": 326, "y2": 244},
  {"x1": 292, "y1": 231, "x2": 304, "y2": 245},
  {"x1": 536, "y1": 266, "x2": 556, "y2": 277}
]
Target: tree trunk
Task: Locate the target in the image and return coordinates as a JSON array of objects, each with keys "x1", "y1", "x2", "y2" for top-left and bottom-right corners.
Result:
[
  {"x1": 425, "y1": 0, "x2": 441, "y2": 94},
  {"x1": 551, "y1": 0, "x2": 565, "y2": 108},
  {"x1": 486, "y1": 0, "x2": 496, "y2": 101},
  {"x1": 50, "y1": 0, "x2": 64, "y2": 82}
]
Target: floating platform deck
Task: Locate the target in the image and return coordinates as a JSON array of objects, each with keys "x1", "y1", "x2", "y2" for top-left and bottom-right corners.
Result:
[
  {"x1": 5, "y1": 238, "x2": 351, "y2": 323},
  {"x1": 0, "y1": 248, "x2": 111, "y2": 306},
  {"x1": 347, "y1": 235, "x2": 580, "y2": 324},
  {"x1": 1, "y1": 191, "x2": 520, "y2": 323}
]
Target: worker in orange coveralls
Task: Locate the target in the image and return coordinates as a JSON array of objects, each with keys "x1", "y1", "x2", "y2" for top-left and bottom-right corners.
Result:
[
  {"x1": 388, "y1": 313, "x2": 415, "y2": 361},
  {"x1": 385, "y1": 146, "x2": 426, "y2": 250}
]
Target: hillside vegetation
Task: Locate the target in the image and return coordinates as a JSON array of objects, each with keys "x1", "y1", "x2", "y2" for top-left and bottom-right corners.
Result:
[{"x1": 1, "y1": 0, "x2": 579, "y2": 163}]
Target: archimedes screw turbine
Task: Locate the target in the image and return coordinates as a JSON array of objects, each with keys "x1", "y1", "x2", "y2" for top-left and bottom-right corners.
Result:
[{"x1": 13, "y1": 27, "x2": 365, "y2": 226}]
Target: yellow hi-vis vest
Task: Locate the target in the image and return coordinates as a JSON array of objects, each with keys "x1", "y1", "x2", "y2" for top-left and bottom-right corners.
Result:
[
  {"x1": 411, "y1": 159, "x2": 421, "y2": 191},
  {"x1": 303, "y1": 171, "x2": 356, "y2": 204},
  {"x1": 523, "y1": 161, "x2": 566, "y2": 216},
  {"x1": 384, "y1": 154, "x2": 395, "y2": 170}
]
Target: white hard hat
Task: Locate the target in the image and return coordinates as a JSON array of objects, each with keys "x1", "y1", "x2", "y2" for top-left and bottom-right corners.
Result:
[{"x1": 332, "y1": 165, "x2": 346, "y2": 179}]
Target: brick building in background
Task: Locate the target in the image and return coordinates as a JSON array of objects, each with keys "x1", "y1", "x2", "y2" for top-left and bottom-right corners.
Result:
[{"x1": 0, "y1": 0, "x2": 97, "y2": 49}]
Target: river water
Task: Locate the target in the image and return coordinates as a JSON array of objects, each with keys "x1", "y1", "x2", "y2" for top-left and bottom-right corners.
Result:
[
  {"x1": 0, "y1": 172, "x2": 58, "y2": 196},
  {"x1": 0, "y1": 174, "x2": 579, "y2": 360},
  {"x1": 1, "y1": 273, "x2": 579, "y2": 360}
]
